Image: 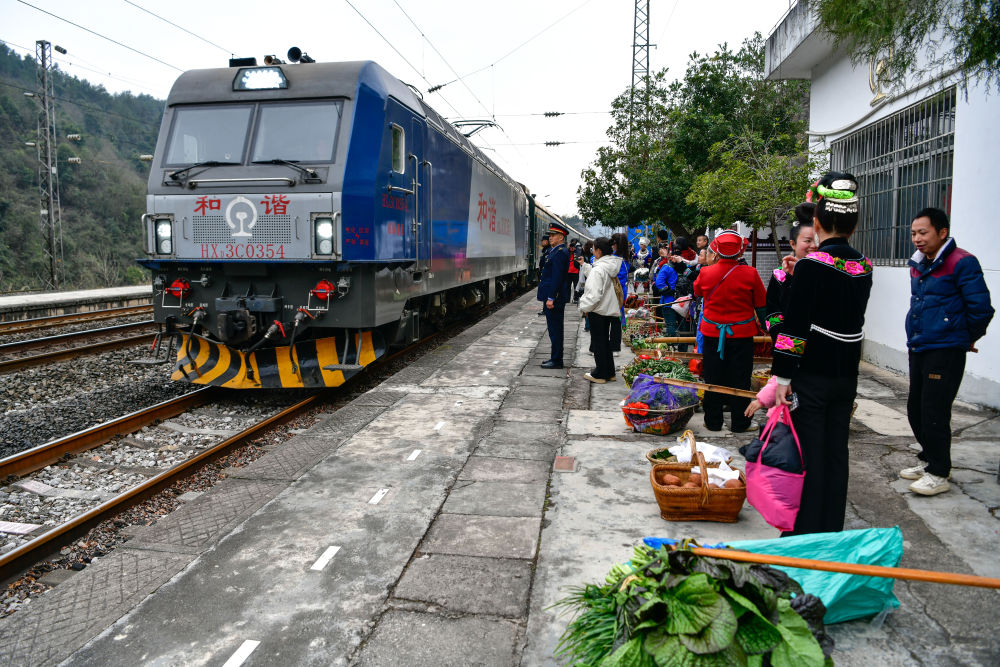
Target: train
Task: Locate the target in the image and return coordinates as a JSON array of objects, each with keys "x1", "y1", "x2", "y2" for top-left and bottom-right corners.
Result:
[{"x1": 138, "y1": 50, "x2": 591, "y2": 389}]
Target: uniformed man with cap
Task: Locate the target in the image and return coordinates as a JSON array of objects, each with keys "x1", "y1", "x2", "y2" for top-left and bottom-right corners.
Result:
[
  {"x1": 693, "y1": 230, "x2": 767, "y2": 431},
  {"x1": 537, "y1": 221, "x2": 571, "y2": 368}
]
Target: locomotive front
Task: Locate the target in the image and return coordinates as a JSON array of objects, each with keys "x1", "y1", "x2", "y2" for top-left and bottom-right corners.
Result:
[{"x1": 140, "y1": 59, "x2": 403, "y2": 388}]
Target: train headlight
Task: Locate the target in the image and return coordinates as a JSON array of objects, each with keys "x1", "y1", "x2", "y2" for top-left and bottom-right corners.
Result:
[
  {"x1": 155, "y1": 219, "x2": 172, "y2": 255},
  {"x1": 314, "y1": 216, "x2": 334, "y2": 255}
]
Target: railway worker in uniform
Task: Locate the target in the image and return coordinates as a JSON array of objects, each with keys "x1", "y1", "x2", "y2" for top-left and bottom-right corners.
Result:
[
  {"x1": 537, "y1": 235, "x2": 550, "y2": 315},
  {"x1": 538, "y1": 222, "x2": 571, "y2": 369},
  {"x1": 764, "y1": 202, "x2": 817, "y2": 342},
  {"x1": 693, "y1": 230, "x2": 767, "y2": 433},
  {"x1": 901, "y1": 207, "x2": 994, "y2": 496},
  {"x1": 771, "y1": 172, "x2": 873, "y2": 536}
]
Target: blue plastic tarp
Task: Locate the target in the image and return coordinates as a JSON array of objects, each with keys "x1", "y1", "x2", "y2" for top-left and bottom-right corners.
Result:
[{"x1": 645, "y1": 526, "x2": 904, "y2": 624}]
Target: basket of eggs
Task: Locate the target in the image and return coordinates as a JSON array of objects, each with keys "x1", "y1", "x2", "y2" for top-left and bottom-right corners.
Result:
[{"x1": 649, "y1": 431, "x2": 746, "y2": 522}]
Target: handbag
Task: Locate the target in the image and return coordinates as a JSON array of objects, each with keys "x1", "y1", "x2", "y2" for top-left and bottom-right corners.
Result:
[
  {"x1": 610, "y1": 272, "x2": 625, "y2": 309},
  {"x1": 671, "y1": 296, "x2": 691, "y2": 318},
  {"x1": 743, "y1": 405, "x2": 805, "y2": 532}
]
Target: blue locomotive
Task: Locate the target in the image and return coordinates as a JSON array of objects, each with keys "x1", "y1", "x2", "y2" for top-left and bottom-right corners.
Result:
[{"x1": 138, "y1": 52, "x2": 587, "y2": 388}]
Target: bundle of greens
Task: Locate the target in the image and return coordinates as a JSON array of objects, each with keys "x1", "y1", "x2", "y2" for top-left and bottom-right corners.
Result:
[
  {"x1": 632, "y1": 339, "x2": 676, "y2": 351},
  {"x1": 623, "y1": 359, "x2": 697, "y2": 388},
  {"x1": 553, "y1": 544, "x2": 834, "y2": 667}
]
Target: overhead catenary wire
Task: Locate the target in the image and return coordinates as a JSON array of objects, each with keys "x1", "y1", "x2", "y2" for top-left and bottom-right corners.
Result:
[
  {"x1": 15, "y1": 0, "x2": 183, "y2": 72},
  {"x1": 0, "y1": 39, "x2": 163, "y2": 95},
  {"x1": 427, "y1": 0, "x2": 593, "y2": 93},
  {"x1": 0, "y1": 80, "x2": 160, "y2": 129},
  {"x1": 122, "y1": 0, "x2": 233, "y2": 55}
]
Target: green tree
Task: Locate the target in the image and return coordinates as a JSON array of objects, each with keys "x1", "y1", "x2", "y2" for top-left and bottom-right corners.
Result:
[
  {"x1": 812, "y1": 0, "x2": 1000, "y2": 91},
  {"x1": 577, "y1": 34, "x2": 809, "y2": 238}
]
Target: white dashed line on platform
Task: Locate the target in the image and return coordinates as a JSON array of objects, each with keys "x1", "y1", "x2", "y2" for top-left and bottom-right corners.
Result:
[
  {"x1": 221, "y1": 640, "x2": 260, "y2": 667},
  {"x1": 310, "y1": 546, "x2": 341, "y2": 571},
  {"x1": 433, "y1": 421, "x2": 446, "y2": 430},
  {"x1": 482, "y1": 370, "x2": 490, "y2": 376},
  {"x1": 368, "y1": 488, "x2": 389, "y2": 505},
  {"x1": 407, "y1": 449, "x2": 422, "y2": 461}
]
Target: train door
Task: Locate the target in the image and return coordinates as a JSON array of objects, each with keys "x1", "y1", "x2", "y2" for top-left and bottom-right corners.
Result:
[
  {"x1": 410, "y1": 118, "x2": 430, "y2": 273},
  {"x1": 385, "y1": 100, "x2": 424, "y2": 267}
]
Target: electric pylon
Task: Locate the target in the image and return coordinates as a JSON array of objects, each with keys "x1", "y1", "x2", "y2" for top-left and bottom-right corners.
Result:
[{"x1": 34, "y1": 40, "x2": 64, "y2": 290}]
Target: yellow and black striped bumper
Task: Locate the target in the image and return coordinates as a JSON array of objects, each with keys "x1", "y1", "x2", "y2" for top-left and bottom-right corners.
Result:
[{"x1": 170, "y1": 331, "x2": 382, "y2": 389}]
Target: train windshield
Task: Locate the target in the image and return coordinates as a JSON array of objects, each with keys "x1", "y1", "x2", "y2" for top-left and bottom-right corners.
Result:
[
  {"x1": 163, "y1": 100, "x2": 344, "y2": 166},
  {"x1": 251, "y1": 101, "x2": 343, "y2": 164},
  {"x1": 164, "y1": 105, "x2": 253, "y2": 166}
]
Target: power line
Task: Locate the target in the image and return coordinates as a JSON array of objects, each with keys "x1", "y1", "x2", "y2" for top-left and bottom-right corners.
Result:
[
  {"x1": 15, "y1": 0, "x2": 183, "y2": 72},
  {"x1": 122, "y1": 0, "x2": 233, "y2": 55},
  {"x1": 427, "y1": 0, "x2": 593, "y2": 93},
  {"x1": 492, "y1": 110, "x2": 612, "y2": 118},
  {"x1": 391, "y1": 0, "x2": 492, "y2": 119},
  {"x1": 1, "y1": 39, "x2": 161, "y2": 94},
  {"x1": 0, "y1": 80, "x2": 160, "y2": 128}
]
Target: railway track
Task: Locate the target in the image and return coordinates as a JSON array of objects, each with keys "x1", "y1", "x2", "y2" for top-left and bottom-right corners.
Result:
[
  {"x1": 0, "y1": 311, "x2": 485, "y2": 584},
  {"x1": 0, "y1": 305, "x2": 153, "y2": 336},
  {"x1": 0, "y1": 321, "x2": 157, "y2": 373}
]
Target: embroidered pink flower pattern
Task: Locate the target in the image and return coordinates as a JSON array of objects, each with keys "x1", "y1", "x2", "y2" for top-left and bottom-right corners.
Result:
[
  {"x1": 843, "y1": 260, "x2": 865, "y2": 275},
  {"x1": 807, "y1": 251, "x2": 835, "y2": 265},
  {"x1": 772, "y1": 269, "x2": 787, "y2": 283},
  {"x1": 775, "y1": 334, "x2": 806, "y2": 355},
  {"x1": 775, "y1": 335, "x2": 794, "y2": 350}
]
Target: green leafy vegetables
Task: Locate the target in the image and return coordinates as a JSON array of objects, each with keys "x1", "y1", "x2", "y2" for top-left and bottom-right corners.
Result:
[
  {"x1": 623, "y1": 359, "x2": 697, "y2": 387},
  {"x1": 553, "y1": 544, "x2": 834, "y2": 666}
]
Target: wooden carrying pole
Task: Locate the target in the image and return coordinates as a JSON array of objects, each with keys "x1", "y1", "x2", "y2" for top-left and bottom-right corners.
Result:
[
  {"x1": 650, "y1": 335, "x2": 773, "y2": 345},
  {"x1": 640, "y1": 350, "x2": 771, "y2": 363},
  {"x1": 686, "y1": 546, "x2": 1000, "y2": 590},
  {"x1": 653, "y1": 376, "x2": 758, "y2": 399}
]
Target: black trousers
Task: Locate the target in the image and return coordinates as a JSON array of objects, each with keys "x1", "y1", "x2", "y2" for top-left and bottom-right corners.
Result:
[
  {"x1": 544, "y1": 303, "x2": 565, "y2": 363},
  {"x1": 568, "y1": 273, "x2": 579, "y2": 301},
  {"x1": 907, "y1": 347, "x2": 967, "y2": 478},
  {"x1": 701, "y1": 336, "x2": 753, "y2": 431},
  {"x1": 587, "y1": 313, "x2": 617, "y2": 379},
  {"x1": 783, "y1": 371, "x2": 857, "y2": 536}
]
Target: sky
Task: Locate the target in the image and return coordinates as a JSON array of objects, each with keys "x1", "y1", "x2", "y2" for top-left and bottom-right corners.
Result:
[{"x1": 1, "y1": 0, "x2": 796, "y2": 218}]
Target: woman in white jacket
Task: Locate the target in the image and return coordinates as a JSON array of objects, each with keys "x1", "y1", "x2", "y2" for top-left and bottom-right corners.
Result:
[{"x1": 578, "y1": 237, "x2": 624, "y2": 383}]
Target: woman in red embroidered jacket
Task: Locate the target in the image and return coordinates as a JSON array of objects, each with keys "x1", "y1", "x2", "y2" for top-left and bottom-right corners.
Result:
[
  {"x1": 772, "y1": 171, "x2": 873, "y2": 536},
  {"x1": 765, "y1": 202, "x2": 817, "y2": 342},
  {"x1": 693, "y1": 231, "x2": 767, "y2": 432}
]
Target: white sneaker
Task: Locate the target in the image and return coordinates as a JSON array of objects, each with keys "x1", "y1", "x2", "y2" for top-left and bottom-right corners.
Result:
[
  {"x1": 899, "y1": 464, "x2": 926, "y2": 480},
  {"x1": 909, "y1": 473, "x2": 950, "y2": 496}
]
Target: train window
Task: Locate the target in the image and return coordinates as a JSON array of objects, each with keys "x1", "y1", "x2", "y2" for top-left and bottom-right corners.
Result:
[
  {"x1": 164, "y1": 105, "x2": 253, "y2": 166},
  {"x1": 251, "y1": 101, "x2": 344, "y2": 164},
  {"x1": 391, "y1": 124, "x2": 404, "y2": 173}
]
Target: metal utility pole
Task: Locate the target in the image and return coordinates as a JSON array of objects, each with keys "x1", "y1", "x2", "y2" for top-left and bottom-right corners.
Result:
[
  {"x1": 629, "y1": 0, "x2": 651, "y2": 139},
  {"x1": 34, "y1": 40, "x2": 65, "y2": 290}
]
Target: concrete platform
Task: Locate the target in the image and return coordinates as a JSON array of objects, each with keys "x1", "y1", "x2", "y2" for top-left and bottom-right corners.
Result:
[
  {"x1": 0, "y1": 285, "x2": 152, "y2": 321},
  {"x1": 1, "y1": 294, "x2": 997, "y2": 666}
]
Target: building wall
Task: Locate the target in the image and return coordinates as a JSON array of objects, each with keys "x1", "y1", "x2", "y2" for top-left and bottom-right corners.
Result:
[{"x1": 806, "y1": 55, "x2": 999, "y2": 408}]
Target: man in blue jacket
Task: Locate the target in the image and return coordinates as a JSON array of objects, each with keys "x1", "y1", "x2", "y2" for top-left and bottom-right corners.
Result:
[
  {"x1": 537, "y1": 222, "x2": 570, "y2": 368},
  {"x1": 901, "y1": 208, "x2": 994, "y2": 496}
]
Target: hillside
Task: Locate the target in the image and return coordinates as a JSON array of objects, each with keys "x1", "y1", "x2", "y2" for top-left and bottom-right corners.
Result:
[{"x1": 0, "y1": 43, "x2": 163, "y2": 291}]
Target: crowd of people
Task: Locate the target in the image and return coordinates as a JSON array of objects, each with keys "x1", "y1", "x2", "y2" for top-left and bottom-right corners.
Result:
[{"x1": 536, "y1": 170, "x2": 994, "y2": 537}]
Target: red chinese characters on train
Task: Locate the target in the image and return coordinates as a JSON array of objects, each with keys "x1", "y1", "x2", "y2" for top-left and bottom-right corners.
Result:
[
  {"x1": 476, "y1": 192, "x2": 510, "y2": 235},
  {"x1": 194, "y1": 196, "x2": 221, "y2": 215},
  {"x1": 260, "y1": 194, "x2": 290, "y2": 215},
  {"x1": 477, "y1": 192, "x2": 488, "y2": 229},
  {"x1": 344, "y1": 226, "x2": 371, "y2": 246}
]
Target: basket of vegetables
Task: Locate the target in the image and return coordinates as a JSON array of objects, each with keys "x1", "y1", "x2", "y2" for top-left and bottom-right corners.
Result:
[
  {"x1": 630, "y1": 337, "x2": 676, "y2": 355},
  {"x1": 645, "y1": 431, "x2": 733, "y2": 466},
  {"x1": 649, "y1": 432, "x2": 746, "y2": 522},
  {"x1": 622, "y1": 357, "x2": 696, "y2": 388},
  {"x1": 622, "y1": 375, "x2": 700, "y2": 436}
]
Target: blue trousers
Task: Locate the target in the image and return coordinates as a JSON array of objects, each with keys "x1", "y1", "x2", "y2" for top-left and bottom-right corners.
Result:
[{"x1": 544, "y1": 303, "x2": 565, "y2": 363}]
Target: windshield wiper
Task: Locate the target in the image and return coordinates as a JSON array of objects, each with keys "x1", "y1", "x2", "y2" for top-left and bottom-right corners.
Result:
[
  {"x1": 168, "y1": 161, "x2": 239, "y2": 182},
  {"x1": 252, "y1": 159, "x2": 322, "y2": 183}
]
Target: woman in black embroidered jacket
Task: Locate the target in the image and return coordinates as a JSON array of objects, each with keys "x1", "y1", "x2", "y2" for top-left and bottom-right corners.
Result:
[
  {"x1": 771, "y1": 172, "x2": 873, "y2": 536},
  {"x1": 765, "y1": 202, "x2": 817, "y2": 342}
]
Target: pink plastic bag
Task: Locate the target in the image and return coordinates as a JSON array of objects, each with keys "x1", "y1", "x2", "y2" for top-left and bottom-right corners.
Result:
[{"x1": 745, "y1": 405, "x2": 806, "y2": 532}]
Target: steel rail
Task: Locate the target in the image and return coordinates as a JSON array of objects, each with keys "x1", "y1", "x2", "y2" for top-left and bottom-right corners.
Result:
[
  {"x1": 0, "y1": 392, "x2": 321, "y2": 581},
  {"x1": 0, "y1": 305, "x2": 154, "y2": 335},
  {"x1": 0, "y1": 321, "x2": 155, "y2": 354},
  {"x1": 0, "y1": 387, "x2": 216, "y2": 479},
  {"x1": 0, "y1": 333, "x2": 157, "y2": 373}
]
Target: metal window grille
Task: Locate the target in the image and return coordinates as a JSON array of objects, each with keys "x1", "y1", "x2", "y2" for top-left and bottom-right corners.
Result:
[{"x1": 831, "y1": 87, "x2": 955, "y2": 266}]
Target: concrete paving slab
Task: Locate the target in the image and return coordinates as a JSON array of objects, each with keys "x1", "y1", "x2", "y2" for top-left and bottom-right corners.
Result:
[
  {"x1": 951, "y1": 469, "x2": 1000, "y2": 508},
  {"x1": 421, "y1": 514, "x2": 540, "y2": 560},
  {"x1": 853, "y1": 399, "x2": 914, "y2": 435},
  {"x1": 394, "y1": 554, "x2": 532, "y2": 617},
  {"x1": 421, "y1": 344, "x2": 531, "y2": 387},
  {"x1": 443, "y1": 480, "x2": 547, "y2": 517},
  {"x1": 961, "y1": 415, "x2": 1000, "y2": 438},
  {"x1": 473, "y1": 421, "x2": 561, "y2": 461},
  {"x1": 498, "y1": 405, "x2": 555, "y2": 422},
  {"x1": 512, "y1": 375, "x2": 566, "y2": 388},
  {"x1": 354, "y1": 610, "x2": 518, "y2": 667},
  {"x1": 890, "y1": 477, "x2": 1000, "y2": 578},
  {"x1": 952, "y1": 439, "x2": 1000, "y2": 474},
  {"x1": 567, "y1": 409, "x2": 634, "y2": 437},
  {"x1": 856, "y1": 377, "x2": 896, "y2": 399},
  {"x1": 459, "y1": 456, "x2": 551, "y2": 483},
  {"x1": 502, "y1": 384, "x2": 560, "y2": 411}
]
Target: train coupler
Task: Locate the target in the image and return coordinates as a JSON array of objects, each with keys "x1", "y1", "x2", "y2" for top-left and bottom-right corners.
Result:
[{"x1": 128, "y1": 330, "x2": 178, "y2": 366}]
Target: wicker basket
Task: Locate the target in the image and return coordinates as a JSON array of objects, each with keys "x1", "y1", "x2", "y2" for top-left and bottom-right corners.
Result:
[
  {"x1": 646, "y1": 433, "x2": 733, "y2": 466},
  {"x1": 626, "y1": 404, "x2": 697, "y2": 436},
  {"x1": 751, "y1": 369, "x2": 771, "y2": 392},
  {"x1": 649, "y1": 431, "x2": 746, "y2": 522}
]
